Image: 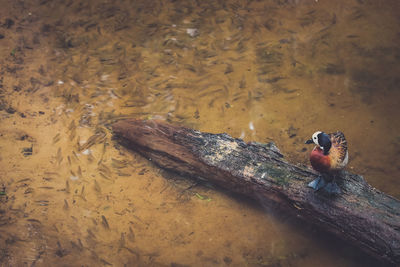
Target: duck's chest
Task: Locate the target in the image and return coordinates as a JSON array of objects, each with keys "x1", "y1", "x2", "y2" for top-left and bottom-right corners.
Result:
[{"x1": 310, "y1": 147, "x2": 331, "y2": 173}]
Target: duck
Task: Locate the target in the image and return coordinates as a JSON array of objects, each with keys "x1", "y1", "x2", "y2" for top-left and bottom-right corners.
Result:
[{"x1": 305, "y1": 131, "x2": 348, "y2": 194}]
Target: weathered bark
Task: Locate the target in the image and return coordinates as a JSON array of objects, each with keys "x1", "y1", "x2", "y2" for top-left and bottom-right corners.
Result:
[{"x1": 112, "y1": 119, "x2": 400, "y2": 265}]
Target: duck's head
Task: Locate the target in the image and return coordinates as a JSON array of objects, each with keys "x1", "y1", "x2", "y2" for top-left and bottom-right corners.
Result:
[{"x1": 305, "y1": 131, "x2": 332, "y2": 155}]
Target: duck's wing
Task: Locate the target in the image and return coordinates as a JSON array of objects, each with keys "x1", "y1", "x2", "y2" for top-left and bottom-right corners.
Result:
[{"x1": 329, "y1": 131, "x2": 348, "y2": 164}]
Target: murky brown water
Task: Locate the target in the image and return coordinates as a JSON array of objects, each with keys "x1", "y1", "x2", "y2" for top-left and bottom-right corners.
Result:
[{"x1": 1, "y1": 0, "x2": 400, "y2": 266}]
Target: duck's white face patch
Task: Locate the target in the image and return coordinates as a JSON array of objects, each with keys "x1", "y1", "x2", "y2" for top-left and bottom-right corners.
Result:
[{"x1": 312, "y1": 131, "x2": 322, "y2": 146}]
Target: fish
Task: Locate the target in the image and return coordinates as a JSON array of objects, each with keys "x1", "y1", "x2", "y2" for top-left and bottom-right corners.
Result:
[
  {"x1": 99, "y1": 172, "x2": 110, "y2": 180},
  {"x1": 117, "y1": 171, "x2": 130, "y2": 177},
  {"x1": 24, "y1": 188, "x2": 34, "y2": 194},
  {"x1": 70, "y1": 241, "x2": 80, "y2": 249},
  {"x1": 64, "y1": 199, "x2": 69, "y2": 210},
  {"x1": 98, "y1": 141, "x2": 107, "y2": 164},
  {"x1": 69, "y1": 129, "x2": 76, "y2": 141},
  {"x1": 93, "y1": 180, "x2": 101, "y2": 193},
  {"x1": 128, "y1": 227, "x2": 135, "y2": 242},
  {"x1": 87, "y1": 153, "x2": 95, "y2": 163},
  {"x1": 66, "y1": 180, "x2": 70, "y2": 193},
  {"x1": 101, "y1": 215, "x2": 110, "y2": 229},
  {"x1": 72, "y1": 150, "x2": 80, "y2": 161},
  {"x1": 75, "y1": 239, "x2": 83, "y2": 249},
  {"x1": 35, "y1": 200, "x2": 49, "y2": 206},
  {"x1": 56, "y1": 147, "x2": 63, "y2": 165},
  {"x1": 78, "y1": 166, "x2": 82, "y2": 177},
  {"x1": 100, "y1": 259, "x2": 112, "y2": 266},
  {"x1": 119, "y1": 233, "x2": 126, "y2": 248},
  {"x1": 111, "y1": 158, "x2": 128, "y2": 169},
  {"x1": 81, "y1": 185, "x2": 85, "y2": 196},
  {"x1": 87, "y1": 229, "x2": 96, "y2": 239},
  {"x1": 39, "y1": 186, "x2": 54, "y2": 190},
  {"x1": 53, "y1": 133, "x2": 61, "y2": 144},
  {"x1": 79, "y1": 130, "x2": 107, "y2": 151},
  {"x1": 98, "y1": 163, "x2": 112, "y2": 177},
  {"x1": 27, "y1": 218, "x2": 41, "y2": 224},
  {"x1": 17, "y1": 178, "x2": 32, "y2": 183}
]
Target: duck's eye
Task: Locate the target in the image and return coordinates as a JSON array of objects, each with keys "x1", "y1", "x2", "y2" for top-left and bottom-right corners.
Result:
[{"x1": 313, "y1": 137, "x2": 317, "y2": 140}]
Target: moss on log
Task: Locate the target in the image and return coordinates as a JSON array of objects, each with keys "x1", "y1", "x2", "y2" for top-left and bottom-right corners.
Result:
[{"x1": 112, "y1": 119, "x2": 400, "y2": 265}]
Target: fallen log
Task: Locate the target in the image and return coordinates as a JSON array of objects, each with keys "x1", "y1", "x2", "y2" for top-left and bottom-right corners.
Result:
[{"x1": 112, "y1": 119, "x2": 400, "y2": 265}]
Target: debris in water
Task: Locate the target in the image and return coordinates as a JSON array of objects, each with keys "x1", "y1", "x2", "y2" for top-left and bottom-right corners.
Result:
[
  {"x1": 195, "y1": 193, "x2": 212, "y2": 202},
  {"x1": 70, "y1": 175, "x2": 79, "y2": 181},
  {"x1": 22, "y1": 146, "x2": 33, "y2": 156},
  {"x1": 82, "y1": 149, "x2": 92, "y2": 155},
  {"x1": 186, "y1": 28, "x2": 199, "y2": 37},
  {"x1": 249, "y1": 121, "x2": 254, "y2": 131}
]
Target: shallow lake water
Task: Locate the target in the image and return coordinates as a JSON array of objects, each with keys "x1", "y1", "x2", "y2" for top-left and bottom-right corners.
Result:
[{"x1": 1, "y1": 0, "x2": 400, "y2": 266}]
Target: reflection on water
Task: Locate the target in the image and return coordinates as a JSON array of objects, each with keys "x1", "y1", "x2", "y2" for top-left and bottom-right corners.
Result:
[{"x1": 0, "y1": 0, "x2": 399, "y2": 265}]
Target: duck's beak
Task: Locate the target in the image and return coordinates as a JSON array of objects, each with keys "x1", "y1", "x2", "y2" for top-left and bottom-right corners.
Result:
[{"x1": 305, "y1": 139, "x2": 313, "y2": 144}]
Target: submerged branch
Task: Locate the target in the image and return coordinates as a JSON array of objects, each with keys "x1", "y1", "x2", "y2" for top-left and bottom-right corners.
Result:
[{"x1": 112, "y1": 119, "x2": 400, "y2": 265}]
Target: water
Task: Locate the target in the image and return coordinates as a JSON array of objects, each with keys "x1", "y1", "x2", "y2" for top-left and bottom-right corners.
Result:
[{"x1": 0, "y1": 0, "x2": 399, "y2": 266}]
